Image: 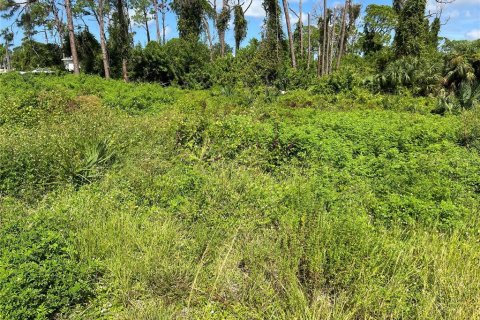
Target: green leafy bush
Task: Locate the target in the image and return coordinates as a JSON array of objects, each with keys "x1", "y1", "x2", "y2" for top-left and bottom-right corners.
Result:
[
  {"x1": 0, "y1": 212, "x2": 94, "y2": 320},
  {"x1": 131, "y1": 39, "x2": 211, "y2": 88}
]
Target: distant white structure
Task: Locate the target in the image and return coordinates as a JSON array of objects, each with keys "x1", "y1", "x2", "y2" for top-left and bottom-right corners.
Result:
[
  {"x1": 62, "y1": 57, "x2": 75, "y2": 72},
  {"x1": 32, "y1": 68, "x2": 54, "y2": 74}
]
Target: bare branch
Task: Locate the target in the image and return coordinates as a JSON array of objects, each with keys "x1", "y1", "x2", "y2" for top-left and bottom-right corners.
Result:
[
  {"x1": 243, "y1": 0, "x2": 253, "y2": 13},
  {"x1": 289, "y1": 8, "x2": 299, "y2": 18}
]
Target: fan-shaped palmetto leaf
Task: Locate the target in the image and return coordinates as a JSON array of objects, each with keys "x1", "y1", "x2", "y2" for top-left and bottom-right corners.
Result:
[
  {"x1": 466, "y1": 71, "x2": 476, "y2": 83},
  {"x1": 59, "y1": 138, "x2": 116, "y2": 187},
  {"x1": 459, "y1": 81, "x2": 472, "y2": 106}
]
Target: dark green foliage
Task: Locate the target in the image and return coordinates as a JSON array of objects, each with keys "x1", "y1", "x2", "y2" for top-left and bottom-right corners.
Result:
[
  {"x1": 0, "y1": 212, "x2": 94, "y2": 320},
  {"x1": 171, "y1": 0, "x2": 209, "y2": 40},
  {"x1": 261, "y1": 0, "x2": 285, "y2": 64},
  {"x1": 131, "y1": 41, "x2": 172, "y2": 83},
  {"x1": 64, "y1": 29, "x2": 102, "y2": 74},
  {"x1": 107, "y1": 1, "x2": 133, "y2": 78},
  {"x1": 393, "y1": 0, "x2": 405, "y2": 13},
  {"x1": 429, "y1": 17, "x2": 441, "y2": 50},
  {"x1": 210, "y1": 41, "x2": 233, "y2": 57},
  {"x1": 11, "y1": 40, "x2": 62, "y2": 70},
  {"x1": 216, "y1": 6, "x2": 230, "y2": 34},
  {"x1": 373, "y1": 55, "x2": 442, "y2": 95},
  {"x1": 394, "y1": 0, "x2": 428, "y2": 57},
  {"x1": 131, "y1": 38, "x2": 211, "y2": 88},
  {"x1": 233, "y1": 5, "x2": 247, "y2": 51},
  {"x1": 114, "y1": 0, "x2": 129, "y2": 60},
  {"x1": 440, "y1": 40, "x2": 480, "y2": 110}
]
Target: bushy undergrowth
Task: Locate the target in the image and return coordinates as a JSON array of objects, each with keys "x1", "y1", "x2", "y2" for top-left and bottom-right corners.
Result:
[
  {"x1": 1, "y1": 74, "x2": 480, "y2": 319},
  {"x1": 0, "y1": 202, "x2": 95, "y2": 319}
]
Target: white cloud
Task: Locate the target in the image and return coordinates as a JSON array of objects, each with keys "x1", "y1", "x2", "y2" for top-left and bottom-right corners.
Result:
[
  {"x1": 289, "y1": 11, "x2": 308, "y2": 25},
  {"x1": 245, "y1": 0, "x2": 311, "y2": 22},
  {"x1": 12, "y1": 0, "x2": 26, "y2": 7},
  {"x1": 428, "y1": 0, "x2": 480, "y2": 12},
  {"x1": 165, "y1": 25, "x2": 172, "y2": 37},
  {"x1": 466, "y1": 28, "x2": 480, "y2": 39},
  {"x1": 453, "y1": 0, "x2": 480, "y2": 5},
  {"x1": 244, "y1": 0, "x2": 265, "y2": 18},
  {"x1": 426, "y1": 0, "x2": 444, "y2": 15},
  {"x1": 447, "y1": 9, "x2": 460, "y2": 18}
]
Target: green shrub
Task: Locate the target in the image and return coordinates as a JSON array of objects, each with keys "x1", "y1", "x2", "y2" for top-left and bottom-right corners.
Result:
[
  {"x1": 457, "y1": 107, "x2": 480, "y2": 151},
  {"x1": 131, "y1": 39, "x2": 211, "y2": 88},
  {"x1": 0, "y1": 212, "x2": 94, "y2": 320}
]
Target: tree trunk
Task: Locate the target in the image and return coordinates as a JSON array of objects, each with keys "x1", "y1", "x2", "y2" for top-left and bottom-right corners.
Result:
[
  {"x1": 51, "y1": 1, "x2": 65, "y2": 48},
  {"x1": 65, "y1": 0, "x2": 80, "y2": 75},
  {"x1": 336, "y1": 0, "x2": 348, "y2": 69},
  {"x1": 162, "y1": 10, "x2": 166, "y2": 44},
  {"x1": 317, "y1": 36, "x2": 321, "y2": 76},
  {"x1": 321, "y1": 0, "x2": 327, "y2": 76},
  {"x1": 126, "y1": 1, "x2": 134, "y2": 36},
  {"x1": 98, "y1": 0, "x2": 110, "y2": 79},
  {"x1": 327, "y1": 9, "x2": 334, "y2": 75},
  {"x1": 144, "y1": 7, "x2": 151, "y2": 42},
  {"x1": 219, "y1": 0, "x2": 228, "y2": 57},
  {"x1": 328, "y1": 8, "x2": 337, "y2": 74},
  {"x1": 203, "y1": 16, "x2": 214, "y2": 61},
  {"x1": 282, "y1": 0, "x2": 296, "y2": 69},
  {"x1": 5, "y1": 40, "x2": 10, "y2": 70},
  {"x1": 122, "y1": 58, "x2": 129, "y2": 82},
  {"x1": 153, "y1": 0, "x2": 161, "y2": 43},
  {"x1": 307, "y1": 13, "x2": 311, "y2": 69},
  {"x1": 116, "y1": 0, "x2": 129, "y2": 81},
  {"x1": 299, "y1": 0, "x2": 303, "y2": 57},
  {"x1": 219, "y1": 30, "x2": 226, "y2": 56}
]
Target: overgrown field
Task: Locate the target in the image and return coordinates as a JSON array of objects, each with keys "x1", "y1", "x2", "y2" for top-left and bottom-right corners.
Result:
[{"x1": 1, "y1": 74, "x2": 480, "y2": 319}]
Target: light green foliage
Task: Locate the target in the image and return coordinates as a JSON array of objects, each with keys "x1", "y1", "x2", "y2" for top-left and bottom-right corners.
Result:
[
  {"x1": 0, "y1": 205, "x2": 94, "y2": 320},
  {"x1": 362, "y1": 4, "x2": 397, "y2": 55},
  {"x1": 1, "y1": 74, "x2": 480, "y2": 319}
]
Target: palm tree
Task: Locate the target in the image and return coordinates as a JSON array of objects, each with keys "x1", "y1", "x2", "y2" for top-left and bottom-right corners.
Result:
[{"x1": 444, "y1": 55, "x2": 479, "y2": 109}]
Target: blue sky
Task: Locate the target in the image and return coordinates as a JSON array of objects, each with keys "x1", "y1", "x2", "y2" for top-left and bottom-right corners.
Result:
[{"x1": 1, "y1": 0, "x2": 479, "y2": 48}]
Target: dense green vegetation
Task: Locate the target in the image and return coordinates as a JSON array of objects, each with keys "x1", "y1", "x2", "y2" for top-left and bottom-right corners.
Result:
[
  {"x1": 2, "y1": 0, "x2": 480, "y2": 317},
  {"x1": 2, "y1": 0, "x2": 479, "y2": 112},
  {"x1": 1, "y1": 73, "x2": 480, "y2": 319}
]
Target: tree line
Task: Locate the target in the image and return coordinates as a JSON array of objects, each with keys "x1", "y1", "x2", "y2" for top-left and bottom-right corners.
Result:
[{"x1": 0, "y1": 0, "x2": 479, "y2": 110}]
